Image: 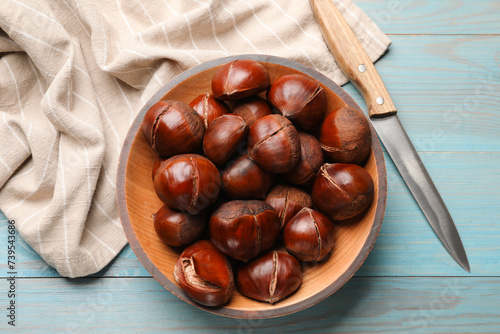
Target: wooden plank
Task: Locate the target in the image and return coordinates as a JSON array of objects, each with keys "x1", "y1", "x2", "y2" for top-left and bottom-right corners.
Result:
[
  {"x1": 343, "y1": 35, "x2": 500, "y2": 152},
  {"x1": 357, "y1": 151, "x2": 500, "y2": 276},
  {"x1": 4, "y1": 276, "x2": 499, "y2": 333},
  {"x1": 2, "y1": 152, "x2": 499, "y2": 278},
  {"x1": 356, "y1": 0, "x2": 500, "y2": 35},
  {"x1": 1, "y1": 35, "x2": 498, "y2": 277}
]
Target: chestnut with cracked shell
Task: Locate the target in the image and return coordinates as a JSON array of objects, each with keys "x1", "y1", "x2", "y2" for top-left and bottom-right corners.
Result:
[
  {"x1": 221, "y1": 154, "x2": 275, "y2": 200},
  {"x1": 203, "y1": 114, "x2": 248, "y2": 167},
  {"x1": 320, "y1": 106, "x2": 371, "y2": 164},
  {"x1": 209, "y1": 200, "x2": 280, "y2": 262},
  {"x1": 174, "y1": 240, "x2": 234, "y2": 307},
  {"x1": 237, "y1": 251, "x2": 302, "y2": 304},
  {"x1": 153, "y1": 205, "x2": 206, "y2": 247},
  {"x1": 211, "y1": 59, "x2": 270, "y2": 101},
  {"x1": 265, "y1": 184, "x2": 313, "y2": 229},
  {"x1": 189, "y1": 92, "x2": 230, "y2": 129},
  {"x1": 154, "y1": 154, "x2": 221, "y2": 215},
  {"x1": 282, "y1": 132, "x2": 323, "y2": 186},
  {"x1": 267, "y1": 73, "x2": 327, "y2": 132},
  {"x1": 312, "y1": 163, "x2": 374, "y2": 221},
  {"x1": 232, "y1": 96, "x2": 272, "y2": 127},
  {"x1": 141, "y1": 100, "x2": 204, "y2": 157},
  {"x1": 247, "y1": 114, "x2": 301, "y2": 174},
  {"x1": 283, "y1": 207, "x2": 335, "y2": 262}
]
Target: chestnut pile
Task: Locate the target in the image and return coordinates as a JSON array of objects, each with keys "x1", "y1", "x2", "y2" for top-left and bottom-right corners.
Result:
[{"x1": 141, "y1": 59, "x2": 374, "y2": 307}]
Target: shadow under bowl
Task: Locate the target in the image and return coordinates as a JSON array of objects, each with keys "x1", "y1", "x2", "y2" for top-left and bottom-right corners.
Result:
[{"x1": 117, "y1": 54, "x2": 387, "y2": 319}]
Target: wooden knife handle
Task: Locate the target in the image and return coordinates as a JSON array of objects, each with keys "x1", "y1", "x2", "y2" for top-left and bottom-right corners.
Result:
[{"x1": 309, "y1": 0, "x2": 396, "y2": 118}]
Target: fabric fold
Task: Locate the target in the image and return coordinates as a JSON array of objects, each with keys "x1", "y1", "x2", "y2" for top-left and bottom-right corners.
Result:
[{"x1": 0, "y1": 0, "x2": 391, "y2": 277}]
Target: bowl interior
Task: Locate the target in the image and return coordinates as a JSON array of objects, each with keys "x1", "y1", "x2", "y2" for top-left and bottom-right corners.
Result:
[{"x1": 117, "y1": 55, "x2": 386, "y2": 318}]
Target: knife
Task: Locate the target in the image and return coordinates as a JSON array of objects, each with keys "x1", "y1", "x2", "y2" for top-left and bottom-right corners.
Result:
[{"x1": 309, "y1": 0, "x2": 470, "y2": 272}]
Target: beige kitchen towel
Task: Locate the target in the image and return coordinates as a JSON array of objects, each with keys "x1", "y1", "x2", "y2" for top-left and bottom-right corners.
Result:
[{"x1": 0, "y1": 0, "x2": 391, "y2": 277}]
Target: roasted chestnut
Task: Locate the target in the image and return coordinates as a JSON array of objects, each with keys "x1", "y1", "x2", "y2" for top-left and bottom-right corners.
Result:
[
  {"x1": 267, "y1": 74, "x2": 327, "y2": 132},
  {"x1": 211, "y1": 59, "x2": 270, "y2": 100},
  {"x1": 247, "y1": 114, "x2": 301, "y2": 174},
  {"x1": 203, "y1": 114, "x2": 248, "y2": 166},
  {"x1": 142, "y1": 100, "x2": 204, "y2": 157},
  {"x1": 312, "y1": 163, "x2": 374, "y2": 221},
  {"x1": 154, "y1": 154, "x2": 221, "y2": 215},
  {"x1": 209, "y1": 200, "x2": 280, "y2": 262},
  {"x1": 221, "y1": 154, "x2": 275, "y2": 199},
  {"x1": 237, "y1": 251, "x2": 302, "y2": 304},
  {"x1": 232, "y1": 96, "x2": 272, "y2": 127},
  {"x1": 152, "y1": 157, "x2": 165, "y2": 181},
  {"x1": 265, "y1": 184, "x2": 313, "y2": 229},
  {"x1": 153, "y1": 205, "x2": 206, "y2": 247},
  {"x1": 283, "y1": 207, "x2": 335, "y2": 262},
  {"x1": 282, "y1": 132, "x2": 323, "y2": 186},
  {"x1": 174, "y1": 240, "x2": 234, "y2": 307},
  {"x1": 320, "y1": 106, "x2": 371, "y2": 164},
  {"x1": 189, "y1": 92, "x2": 230, "y2": 129}
]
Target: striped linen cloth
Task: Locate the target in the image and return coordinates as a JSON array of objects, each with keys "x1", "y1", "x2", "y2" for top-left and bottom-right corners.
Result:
[{"x1": 0, "y1": 0, "x2": 391, "y2": 277}]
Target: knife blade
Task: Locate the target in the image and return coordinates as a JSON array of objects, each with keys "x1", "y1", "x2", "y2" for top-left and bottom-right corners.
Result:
[{"x1": 309, "y1": 0, "x2": 470, "y2": 272}]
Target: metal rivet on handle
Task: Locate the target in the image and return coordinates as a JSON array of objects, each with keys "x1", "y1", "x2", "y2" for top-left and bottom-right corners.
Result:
[
  {"x1": 358, "y1": 64, "x2": 366, "y2": 73},
  {"x1": 376, "y1": 97, "x2": 385, "y2": 105}
]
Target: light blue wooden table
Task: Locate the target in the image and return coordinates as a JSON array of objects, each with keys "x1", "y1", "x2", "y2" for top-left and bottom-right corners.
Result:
[{"x1": 1, "y1": 0, "x2": 499, "y2": 332}]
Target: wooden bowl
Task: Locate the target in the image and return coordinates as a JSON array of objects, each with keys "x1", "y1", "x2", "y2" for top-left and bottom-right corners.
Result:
[{"x1": 117, "y1": 55, "x2": 387, "y2": 319}]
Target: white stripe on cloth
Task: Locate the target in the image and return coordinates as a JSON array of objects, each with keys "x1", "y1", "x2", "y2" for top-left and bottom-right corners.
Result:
[
  {"x1": 221, "y1": 4, "x2": 261, "y2": 54},
  {"x1": 192, "y1": 0, "x2": 229, "y2": 54},
  {"x1": 84, "y1": 227, "x2": 118, "y2": 256},
  {"x1": 5, "y1": 130, "x2": 57, "y2": 218},
  {"x1": 270, "y1": 0, "x2": 326, "y2": 46},
  {"x1": 334, "y1": 0, "x2": 387, "y2": 50},
  {"x1": 2, "y1": 58, "x2": 27, "y2": 121},
  {"x1": 0, "y1": 0, "x2": 390, "y2": 278},
  {"x1": 239, "y1": 0, "x2": 320, "y2": 71},
  {"x1": 2, "y1": 113, "x2": 29, "y2": 154},
  {"x1": 0, "y1": 17, "x2": 69, "y2": 56},
  {"x1": 0, "y1": 156, "x2": 13, "y2": 174},
  {"x1": 81, "y1": 245, "x2": 100, "y2": 272},
  {"x1": 57, "y1": 145, "x2": 74, "y2": 277},
  {"x1": 93, "y1": 199, "x2": 122, "y2": 229}
]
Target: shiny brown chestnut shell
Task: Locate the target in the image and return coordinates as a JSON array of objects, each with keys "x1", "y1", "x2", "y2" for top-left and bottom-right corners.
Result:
[
  {"x1": 312, "y1": 163, "x2": 374, "y2": 221},
  {"x1": 141, "y1": 100, "x2": 204, "y2": 157},
  {"x1": 247, "y1": 114, "x2": 301, "y2": 174},
  {"x1": 221, "y1": 154, "x2": 275, "y2": 200},
  {"x1": 209, "y1": 200, "x2": 280, "y2": 262},
  {"x1": 189, "y1": 93, "x2": 230, "y2": 129},
  {"x1": 320, "y1": 106, "x2": 372, "y2": 164},
  {"x1": 153, "y1": 205, "x2": 206, "y2": 247},
  {"x1": 174, "y1": 240, "x2": 234, "y2": 307},
  {"x1": 203, "y1": 114, "x2": 248, "y2": 166},
  {"x1": 211, "y1": 59, "x2": 270, "y2": 101},
  {"x1": 283, "y1": 207, "x2": 335, "y2": 262},
  {"x1": 236, "y1": 251, "x2": 302, "y2": 304},
  {"x1": 282, "y1": 132, "x2": 323, "y2": 186},
  {"x1": 267, "y1": 74, "x2": 327, "y2": 132},
  {"x1": 152, "y1": 157, "x2": 165, "y2": 181},
  {"x1": 232, "y1": 96, "x2": 272, "y2": 127},
  {"x1": 265, "y1": 184, "x2": 313, "y2": 229},
  {"x1": 154, "y1": 154, "x2": 221, "y2": 215}
]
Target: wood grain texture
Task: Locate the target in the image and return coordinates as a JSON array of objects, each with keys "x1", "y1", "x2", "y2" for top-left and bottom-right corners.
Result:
[
  {"x1": 344, "y1": 35, "x2": 500, "y2": 152},
  {"x1": 116, "y1": 54, "x2": 387, "y2": 318},
  {"x1": 358, "y1": 152, "x2": 500, "y2": 276},
  {"x1": 3, "y1": 152, "x2": 499, "y2": 278},
  {"x1": 1, "y1": 0, "x2": 499, "y2": 330},
  {"x1": 310, "y1": 0, "x2": 397, "y2": 117},
  {"x1": 6, "y1": 277, "x2": 500, "y2": 333},
  {"x1": 3, "y1": 33, "x2": 498, "y2": 278},
  {"x1": 356, "y1": 0, "x2": 500, "y2": 34}
]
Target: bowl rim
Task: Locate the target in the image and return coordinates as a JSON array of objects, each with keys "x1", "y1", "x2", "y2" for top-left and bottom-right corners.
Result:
[{"x1": 117, "y1": 54, "x2": 387, "y2": 319}]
